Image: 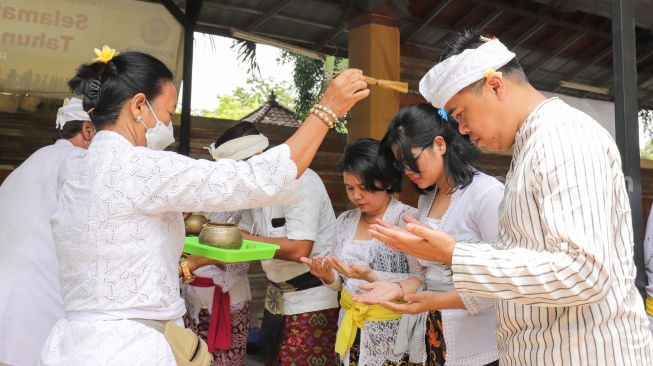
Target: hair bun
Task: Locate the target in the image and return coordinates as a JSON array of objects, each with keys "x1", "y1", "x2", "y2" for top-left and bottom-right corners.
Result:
[{"x1": 81, "y1": 78, "x2": 101, "y2": 111}]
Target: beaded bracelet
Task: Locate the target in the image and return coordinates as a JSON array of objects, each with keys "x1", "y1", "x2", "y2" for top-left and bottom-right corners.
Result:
[
  {"x1": 314, "y1": 103, "x2": 339, "y2": 122},
  {"x1": 310, "y1": 107, "x2": 335, "y2": 128}
]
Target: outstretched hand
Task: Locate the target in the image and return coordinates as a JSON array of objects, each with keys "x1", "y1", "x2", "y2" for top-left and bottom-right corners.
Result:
[
  {"x1": 368, "y1": 214, "x2": 456, "y2": 265},
  {"x1": 351, "y1": 281, "x2": 404, "y2": 305},
  {"x1": 300, "y1": 256, "x2": 337, "y2": 285},
  {"x1": 327, "y1": 256, "x2": 376, "y2": 282},
  {"x1": 379, "y1": 291, "x2": 443, "y2": 314}
]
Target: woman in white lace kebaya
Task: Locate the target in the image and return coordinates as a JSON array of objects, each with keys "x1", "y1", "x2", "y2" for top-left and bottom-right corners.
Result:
[
  {"x1": 358, "y1": 104, "x2": 503, "y2": 366},
  {"x1": 181, "y1": 123, "x2": 269, "y2": 366},
  {"x1": 39, "y1": 50, "x2": 369, "y2": 366},
  {"x1": 302, "y1": 138, "x2": 423, "y2": 366}
]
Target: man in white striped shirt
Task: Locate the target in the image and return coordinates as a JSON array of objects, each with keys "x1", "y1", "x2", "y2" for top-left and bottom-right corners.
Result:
[{"x1": 370, "y1": 29, "x2": 653, "y2": 365}]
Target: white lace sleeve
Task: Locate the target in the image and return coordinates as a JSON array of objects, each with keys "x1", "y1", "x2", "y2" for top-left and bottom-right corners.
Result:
[
  {"x1": 326, "y1": 212, "x2": 348, "y2": 292},
  {"x1": 129, "y1": 144, "x2": 299, "y2": 214},
  {"x1": 372, "y1": 203, "x2": 424, "y2": 282}
]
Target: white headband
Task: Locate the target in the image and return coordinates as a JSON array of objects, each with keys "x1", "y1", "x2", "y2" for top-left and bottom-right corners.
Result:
[
  {"x1": 56, "y1": 97, "x2": 90, "y2": 129},
  {"x1": 204, "y1": 134, "x2": 269, "y2": 161},
  {"x1": 419, "y1": 38, "x2": 516, "y2": 108}
]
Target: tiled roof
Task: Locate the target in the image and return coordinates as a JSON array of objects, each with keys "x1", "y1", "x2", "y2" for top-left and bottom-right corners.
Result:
[{"x1": 240, "y1": 92, "x2": 301, "y2": 128}]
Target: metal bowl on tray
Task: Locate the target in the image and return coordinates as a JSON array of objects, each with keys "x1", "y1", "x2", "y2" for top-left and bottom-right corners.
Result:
[{"x1": 198, "y1": 222, "x2": 243, "y2": 250}]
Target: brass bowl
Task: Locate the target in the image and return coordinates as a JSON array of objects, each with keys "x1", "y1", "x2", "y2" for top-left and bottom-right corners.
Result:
[
  {"x1": 199, "y1": 222, "x2": 243, "y2": 250},
  {"x1": 185, "y1": 214, "x2": 208, "y2": 236}
]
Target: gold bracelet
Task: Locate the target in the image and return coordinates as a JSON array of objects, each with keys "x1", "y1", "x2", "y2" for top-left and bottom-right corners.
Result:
[
  {"x1": 179, "y1": 258, "x2": 195, "y2": 284},
  {"x1": 311, "y1": 108, "x2": 334, "y2": 128},
  {"x1": 314, "y1": 104, "x2": 338, "y2": 122},
  {"x1": 310, "y1": 108, "x2": 335, "y2": 128}
]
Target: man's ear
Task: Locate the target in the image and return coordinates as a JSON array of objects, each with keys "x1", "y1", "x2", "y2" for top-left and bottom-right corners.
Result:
[{"x1": 485, "y1": 74, "x2": 506, "y2": 100}]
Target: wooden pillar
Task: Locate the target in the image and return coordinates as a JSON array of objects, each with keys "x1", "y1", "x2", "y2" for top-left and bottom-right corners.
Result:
[
  {"x1": 347, "y1": 12, "x2": 400, "y2": 141},
  {"x1": 613, "y1": 0, "x2": 646, "y2": 298}
]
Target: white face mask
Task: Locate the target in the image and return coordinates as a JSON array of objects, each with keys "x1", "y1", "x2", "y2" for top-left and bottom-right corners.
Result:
[{"x1": 139, "y1": 99, "x2": 175, "y2": 151}]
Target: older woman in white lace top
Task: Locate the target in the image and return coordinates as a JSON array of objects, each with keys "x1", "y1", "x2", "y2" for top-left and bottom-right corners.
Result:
[
  {"x1": 302, "y1": 138, "x2": 422, "y2": 366},
  {"x1": 39, "y1": 50, "x2": 368, "y2": 366}
]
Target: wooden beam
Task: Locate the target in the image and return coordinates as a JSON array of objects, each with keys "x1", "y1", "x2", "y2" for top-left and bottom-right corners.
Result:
[
  {"x1": 559, "y1": 47, "x2": 612, "y2": 83},
  {"x1": 401, "y1": 0, "x2": 453, "y2": 44},
  {"x1": 639, "y1": 91, "x2": 653, "y2": 105},
  {"x1": 477, "y1": 9, "x2": 503, "y2": 30},
  {"x1": 159, "y1": 0, "x2": 186, "y2": 25},
  {"x1": 178, "y1": 0, "x2": 204, "y2": 156},
  {"x1": 245, "y1": 0, "x2": 295, "y2": 31},
  {"x1": 315, "y1": 20, "x2": 347, "y2": 51},
  {"x1": 512, "y1": 20, "x2": 547, "y2": 48},
  {"x1": 526, "y1": 33, "x2": 585, "y2": 76}
]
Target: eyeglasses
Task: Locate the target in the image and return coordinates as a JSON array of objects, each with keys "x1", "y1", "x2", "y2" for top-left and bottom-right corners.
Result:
[{"x1": 392, "y1": 146, "x2": 429, "y2": 172}]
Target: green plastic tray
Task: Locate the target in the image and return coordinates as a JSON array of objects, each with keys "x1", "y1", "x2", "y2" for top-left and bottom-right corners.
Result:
[{"x1": 183, "y1": 236, "x2": 279, "y2": 263}]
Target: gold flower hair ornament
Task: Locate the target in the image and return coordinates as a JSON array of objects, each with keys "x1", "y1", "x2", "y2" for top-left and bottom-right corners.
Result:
[{"x1": 92, "y1": 45, "x2": 119, "y2": 63}]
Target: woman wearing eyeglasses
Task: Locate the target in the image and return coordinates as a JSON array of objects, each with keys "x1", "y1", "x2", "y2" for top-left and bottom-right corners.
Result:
[{"x1": 354, "y1": 104, "x2": 503, "y2": 366}]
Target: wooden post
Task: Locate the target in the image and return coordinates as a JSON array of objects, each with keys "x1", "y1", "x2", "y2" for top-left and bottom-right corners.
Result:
[{"x1": 347, "y1": 11, "x2": 401, "y2": 141}]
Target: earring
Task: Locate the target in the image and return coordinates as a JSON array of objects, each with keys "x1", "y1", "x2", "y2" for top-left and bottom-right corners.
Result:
[{"x1": 136, "y1": 115, "x2": 143, "y2": 123}]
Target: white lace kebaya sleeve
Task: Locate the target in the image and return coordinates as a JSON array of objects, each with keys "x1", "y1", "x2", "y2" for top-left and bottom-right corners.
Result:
[
  {"x1": 372, "y1": 205, "x2": 425, "y2": 283},
  {"x1": 128, "y1": 144, "x2": 299, "y2": 215},
  {"x1": 325, "y1": 212, "x2": 348, "y2": 292}
]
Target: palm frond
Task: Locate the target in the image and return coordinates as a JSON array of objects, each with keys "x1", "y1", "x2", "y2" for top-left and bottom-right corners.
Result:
[{"x1": 231, "y1": 40, "x2": 261, "y2": 78}]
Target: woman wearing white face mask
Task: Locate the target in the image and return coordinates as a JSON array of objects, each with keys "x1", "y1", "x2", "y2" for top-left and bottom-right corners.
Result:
[
  {"x1": 137, "y1": 99, "x2": 176, "y2": 150},
  {"x1": 39, "y1": 48, "x2": 369, "y2": 366}
]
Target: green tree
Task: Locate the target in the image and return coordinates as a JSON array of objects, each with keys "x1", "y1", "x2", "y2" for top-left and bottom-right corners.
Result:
[
  {"x1": 231, "y1": 39, "x2": 349, "y2": 133},
  {"x1": 278, "y1": 51, "x2": 350, "y2": 133},
  {"x1": 201, "y1": 78, "x2": 296, "y2": 120}
]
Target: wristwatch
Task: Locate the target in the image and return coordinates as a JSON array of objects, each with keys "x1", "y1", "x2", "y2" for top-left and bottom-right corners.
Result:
[{"x1": 179, "y1": 258, "x2": 195, "y2": 284}]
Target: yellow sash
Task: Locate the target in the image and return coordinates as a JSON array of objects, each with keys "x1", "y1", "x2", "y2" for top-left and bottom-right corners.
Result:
[
  {"x1": 334, "y1": 289, "x2": 401, "y2": 355},
  {"x1": 646, "y1": 294, "x2": 653, "y2": 317}
]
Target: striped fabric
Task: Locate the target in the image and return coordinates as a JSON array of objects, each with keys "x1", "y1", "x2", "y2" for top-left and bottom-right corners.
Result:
[{"x1": 451, "y1": 98, "x2": 653, "y2": 365}]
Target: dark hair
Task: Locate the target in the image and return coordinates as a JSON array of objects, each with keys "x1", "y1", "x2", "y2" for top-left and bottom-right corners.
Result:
[
  {"x1": 53, "y1": 120, "x2": 85, "y2": 141},
  {"x1": 214, "y1": 122, "x2": 261, "y2": 148},
  {"x1": 68, "y1": 51, "x2": 173, "y2": 130},
  {"x1": 338, "y1": 138, "x2": 402, "y2": 194},
  {"x1": 379, "y1": 104, "x2": 479, "y2": 194},
  {"x1": 440, "y1": 28, "x2": 527, "y2": 92}
]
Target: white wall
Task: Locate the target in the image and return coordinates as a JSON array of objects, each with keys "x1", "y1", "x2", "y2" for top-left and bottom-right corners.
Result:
[{"x1": 541, "y1": 91, "x2": 616, "y2": 139}]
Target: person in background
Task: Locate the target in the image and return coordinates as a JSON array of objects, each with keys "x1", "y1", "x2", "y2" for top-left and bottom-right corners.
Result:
[
  {"x1": 181, "y1": 122, "x2": 269, "y2": 366},
  {"x1": 302, "y1": 138, "x2": 423, "y2": 366},
  {"x1": 236, "y1": 128, "x2": 340, "y2": 366},
  {"x1": 0, "y1": 98, "x2": 95, "y2": 366}
]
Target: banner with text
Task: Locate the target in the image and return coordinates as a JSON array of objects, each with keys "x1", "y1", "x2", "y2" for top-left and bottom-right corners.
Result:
[{"x1": 0, "y1": 0, "x2": 182, "y2": 96}]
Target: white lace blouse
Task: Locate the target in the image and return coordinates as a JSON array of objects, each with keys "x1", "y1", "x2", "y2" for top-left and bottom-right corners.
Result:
[
  {"x1": 415, "y1": 172, "x2": 503, "y2": 366},
  {"x1": 41, "y1": 131, "x2": 299, "y2": 365},
  {"x1": 329, "y1": 198, "x2": 423, "y2": 366}
]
